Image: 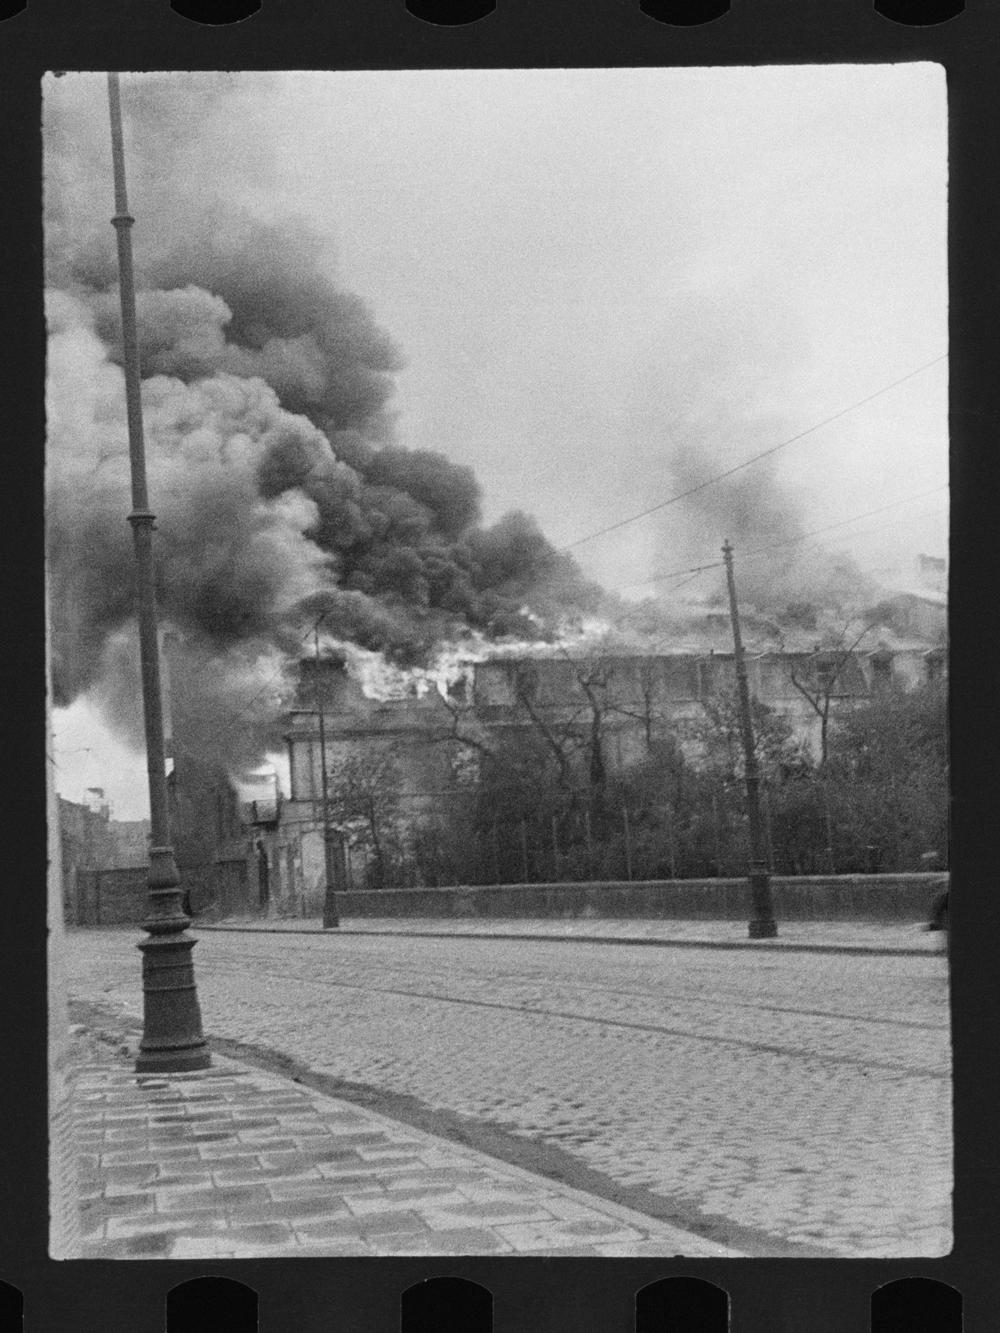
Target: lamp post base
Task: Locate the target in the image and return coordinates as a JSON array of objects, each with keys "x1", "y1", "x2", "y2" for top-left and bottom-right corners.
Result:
[
  {"x1": 135, "y1": 850, "x2": 210, "y2": 1074},
  {"x1": 135, "y1": 1042, "x2": 211, "y2": 1075},
  {"x1": 136, "y1": 933, "x2": 211, "y2": 1072}
]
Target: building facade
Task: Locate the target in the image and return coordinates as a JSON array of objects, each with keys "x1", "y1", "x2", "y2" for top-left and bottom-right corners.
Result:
[
  {"x1": 58, "y1": 796, "x2": 152, "y2": 924},
  {"x1": 274, "y1": 641, "x2": 946, "y2": 902}
]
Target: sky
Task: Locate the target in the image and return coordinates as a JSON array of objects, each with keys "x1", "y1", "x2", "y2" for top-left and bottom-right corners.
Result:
[{"x1": 47, "y1": 65, "x2": 948, "y2": 819}]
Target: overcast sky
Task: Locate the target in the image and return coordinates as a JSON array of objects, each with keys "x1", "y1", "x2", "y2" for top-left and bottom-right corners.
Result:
[
  {"x1": 266, "y1": 66, "x2": 947, "y2": 586},
  {"x1": 49, "y1": 65, "x2": 948, "y2": 817}
]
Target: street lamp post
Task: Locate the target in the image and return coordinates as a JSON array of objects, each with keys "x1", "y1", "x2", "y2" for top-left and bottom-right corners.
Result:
[
  {"x1": 313, "y1": 619, "x2": 342, "y2": 929},
  {"x1": 722, "y1": 539, "x2": 778, "y2": 940},
  {"x1": 107, "y1": 73, "x2": 210, "y2": 1072}
]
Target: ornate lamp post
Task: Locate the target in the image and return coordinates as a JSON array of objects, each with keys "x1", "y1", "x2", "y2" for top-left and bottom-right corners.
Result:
[
  {"x1": 107, "y1": 73, "x2": 210, "y2": 1071},
  {"x1": 722, "y1": 539, "x2": 778, "y2": 940}
]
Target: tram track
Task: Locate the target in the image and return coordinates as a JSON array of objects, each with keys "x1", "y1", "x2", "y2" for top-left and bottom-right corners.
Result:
[
  {"x1": 205, "y1": 948, "x2": 949, "y2": 1078},
  {"x1": 67, "y1": 929, "x2": 954, "y2": 1256},
  {"x1": 216, "y1": 933, "x2": 948, "y2": 1031}
]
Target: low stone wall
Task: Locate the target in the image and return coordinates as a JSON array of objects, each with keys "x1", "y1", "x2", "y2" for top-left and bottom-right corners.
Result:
[{"x1": 330, "y1": 874, "x2": 949, "y2": 923}]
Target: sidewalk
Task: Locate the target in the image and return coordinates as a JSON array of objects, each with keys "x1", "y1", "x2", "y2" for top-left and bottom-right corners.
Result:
[
  {"x1": 70, "y1": 1024, "x2": 740, "y2": 1260},
  {"x1": 199, "y1": 916, "x2": 945, "y2": 957}
]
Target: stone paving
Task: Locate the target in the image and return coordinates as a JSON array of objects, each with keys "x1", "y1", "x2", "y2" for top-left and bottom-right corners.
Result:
[
  {"x1": 70, "y1": 1028, "x2": 735, "y2": 1260},
  {"x1": 66, "y1": 928, "x2": 952, "y2": 1258}
]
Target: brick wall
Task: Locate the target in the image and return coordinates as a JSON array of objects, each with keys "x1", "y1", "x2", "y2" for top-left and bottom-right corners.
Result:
[
  {"x1": 330, "y1": 873, "x2": 948, "y2": 923},
  {"x1": 71, "y1": 867, "x2": 148, "y2": 926},
  {"x1": 69, "y1": 857, "x2": 264, "y2": 926},
  {"x1": 47, "y1": 602, "x2": 81, "y2": 1258}
]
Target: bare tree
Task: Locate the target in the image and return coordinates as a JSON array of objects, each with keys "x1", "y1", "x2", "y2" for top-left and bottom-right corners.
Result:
[
  {"x1": 509, "y1": 660, "x2": 589, "y2": 802},
  {"x1": 326, "y1": 751, "x2": 402, "y2": 889},
  {"x1": 788, "y1": 621, "x2": 877, "y2": 766},
  {"x1": 606, "y1": 656, "x2": 668, "y2": 753},
  {"x1": 569, "y1": 657, "x2": 613, "y2": 801},
  {"x1": 693, "y1": 687, "x2": 803, "y2": 783},
  {"x1": 436, "y1": 688, "x2": 497, "y2": 765}
]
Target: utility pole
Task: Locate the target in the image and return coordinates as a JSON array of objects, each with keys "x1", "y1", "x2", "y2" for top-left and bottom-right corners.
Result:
[
  {"x1": 313, "y1": 618, "x2": 341, "y2": 929},
  {"x1": 107, "y1": 73, "x2": 210, "y2": 1070},
  {"x1": 722, "y1": 539, "x2": 778, "y2": 939}
]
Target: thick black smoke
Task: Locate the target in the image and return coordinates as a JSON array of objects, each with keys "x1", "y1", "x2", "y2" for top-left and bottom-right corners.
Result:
[
  {"x1": 45, "y1": 73, "x2": 602, "y2": 767},
  {"x1": 652, "y1": 384, "x2": 877, "y2": 634},
  {"x1": 671, "y1": 437, "x2": 875, "y2": 628}
]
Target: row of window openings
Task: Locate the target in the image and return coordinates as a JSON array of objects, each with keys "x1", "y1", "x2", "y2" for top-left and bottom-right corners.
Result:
[
  {"x1": 0, "y1": 1274, "x2": 964, "y2": 1331},
  {"x1": 294, "y1": 652, "x2": 945, "y2": 724}
]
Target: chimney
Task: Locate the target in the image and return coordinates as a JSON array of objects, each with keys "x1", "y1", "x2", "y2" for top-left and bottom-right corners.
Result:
[
  {"x1": 299, "y1": 650, "x2": 352, "y2": 713},
  {"x1": 916, "y1": 554, "x2": 947, "y2": 595}
]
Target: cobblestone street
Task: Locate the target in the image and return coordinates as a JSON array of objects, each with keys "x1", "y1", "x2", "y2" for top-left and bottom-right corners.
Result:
[{"x1": 65, "y1": 927, "x2": 952, "y2": 1257}]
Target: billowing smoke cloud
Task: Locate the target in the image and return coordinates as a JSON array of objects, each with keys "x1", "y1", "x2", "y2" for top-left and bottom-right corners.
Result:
[
  {"x1": 45, "y1": 73, "x2": 602, "y2": 772},
  {"x1": 642, "y1": 327, "x2": 879, "y2": 635},
  {"x1": 667, "y1": 435, "x2": 876, "y2": 627}
]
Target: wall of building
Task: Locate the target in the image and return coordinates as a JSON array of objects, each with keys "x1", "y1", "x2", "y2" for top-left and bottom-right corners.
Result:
[
  {"x1": 329, "y1": 873, "x2": 948, "y2": 924},
  {"x1": 59, "y1": 796, "x2": 116, "y2": 873},
  {"x1": 183, "y1": 858, "x2": 260, "y2": 920},
  {"x1": 59, "y1": 798, "x2": 153, "y2": 924},
  {"x1": 412, "y1": 649, "x2": 939, "y2": 774},
  {"x1": 68, "y1": 858, "x2": 264, "y2": 926},
  {"x1": 471, "y1": 652, "x2": 884, "y2": 713},
  {"x1": 276, "y1": 648, "x2": 947, "y2": 891},
  {"x1": 105, "y1": 819, "x2": 151, "y2": 867},
  {"x1": 168, "y1": 752, "x2": 249, "y2": 870},
  {"x1": 880, "y1": 592, "x2": 947, "y2": 644},
  {"x1": 47, "y1": 653, "x2": 81, "y2": 1258},
  {"x1": 70, "y1": 867, "x2": 148, "y2": 926},
  {"x1": 286, "y1": 698, "x2": 457, "y2": 814}
]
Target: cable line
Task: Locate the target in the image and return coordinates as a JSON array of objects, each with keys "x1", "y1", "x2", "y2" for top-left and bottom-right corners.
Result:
[
  {"x1": 629, "y1": 482, "x2": 948, "y2": 592},
  {"x1": 563, "y1": 354, "x2": 948, "y2": 551},
  {"x1": 739, "y1": 484, "x2": 948, "y2": 564}
]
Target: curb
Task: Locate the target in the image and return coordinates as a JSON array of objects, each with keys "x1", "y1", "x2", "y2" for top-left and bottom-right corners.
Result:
[
  {"x1": 196, "y1": 923, "x2": 938, "y2": 958},
  {"x1": 70, "y1": 1004, "x2": 744, "y2": 1259}
]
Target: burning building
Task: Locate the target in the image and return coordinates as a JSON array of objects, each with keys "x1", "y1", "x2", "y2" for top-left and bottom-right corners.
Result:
[
  {"x1": 265, "y1": 610, "x2": 946, "y2": 906},
  {"x1": 44, "y1": 73, "x2": 604, "y2": 837},
  {"x1": 44, "y1": 73, "x2": 948, "y2": 903}
]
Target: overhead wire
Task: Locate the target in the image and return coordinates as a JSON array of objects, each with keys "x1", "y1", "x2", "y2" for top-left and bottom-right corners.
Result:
[
  {"x1": 561, "y1": 354, "x2": 948, "y2": 552},
  {"x1": 626, "y1": 482, "x2": 949, "y2": 594},
  {"x1": 78, "y1": 356, "x2": 948, "y2": 775},
  {"x1": 171, "y1": 478, "x2": 948, "y2": 770},
  {"x1": 737, "y1": 483, "x2": 948, "y2": 566}
]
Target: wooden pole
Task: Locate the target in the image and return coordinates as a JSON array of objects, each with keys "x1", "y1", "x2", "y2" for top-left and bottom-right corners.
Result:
[
  {"x1": 722, "y1": 539, "x2": 777, "y2": 938},
  {"x1": 313, "y1": 621, "x2": 340, "y2": 928}
]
